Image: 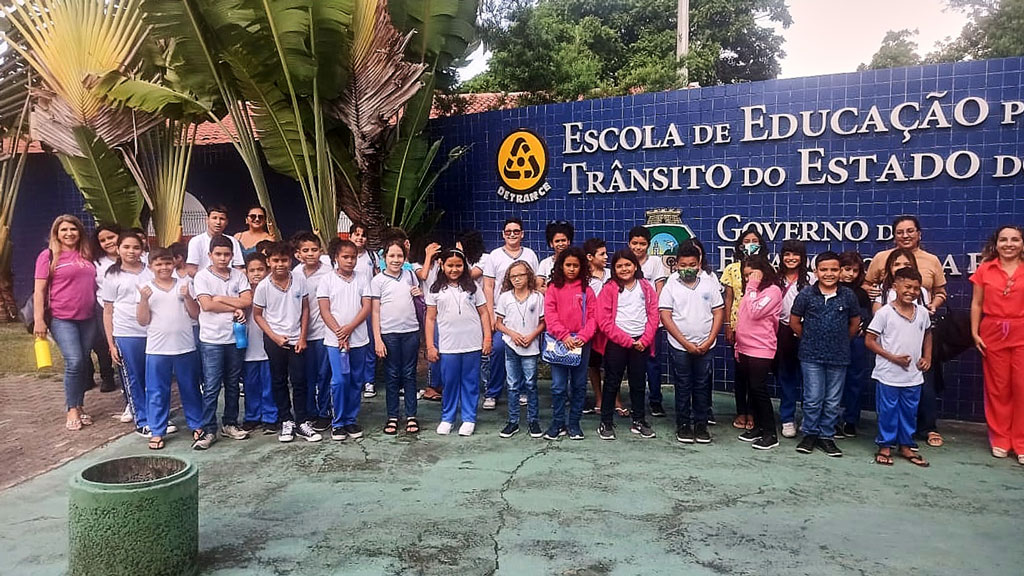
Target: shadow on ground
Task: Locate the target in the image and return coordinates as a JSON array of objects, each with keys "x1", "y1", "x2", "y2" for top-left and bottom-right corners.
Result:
[{"x1": 2, "y1": 390, "x2": 1022, "y2": 576}]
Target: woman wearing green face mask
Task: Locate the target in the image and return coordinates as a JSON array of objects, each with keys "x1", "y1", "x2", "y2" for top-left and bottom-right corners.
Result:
[{"x1": 721, "y1": 228, "x2": 769, "y2": 430}]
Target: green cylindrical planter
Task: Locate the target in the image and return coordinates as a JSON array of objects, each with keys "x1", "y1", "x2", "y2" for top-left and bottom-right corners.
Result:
[{"x1": 68, "y1": 456, "x2": 198, "y2": 576}]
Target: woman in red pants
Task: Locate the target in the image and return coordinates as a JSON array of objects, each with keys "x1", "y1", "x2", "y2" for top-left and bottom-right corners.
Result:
[{"x1": 970, "y1": 224, "x2": 1024, "y2": 464}]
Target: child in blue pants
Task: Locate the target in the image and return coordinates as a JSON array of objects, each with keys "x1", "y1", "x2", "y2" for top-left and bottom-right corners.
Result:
[
  {"x1": 293, "y1": 231, "x2": 333, "y2": 431},
  {"x1": 242, "y1": 253, "x2": 278, "y2": 432},
  {"x1": 426, "y1": 248, "x2": 492, "y2": 437},
  {"x1": 495, "y1": 261, "x2": 546, "y2": 438},
  {"x1": 318, "y1": 239, "x2": 372, "y2": 441},
  {"x1": 137, "y1": 248, "x2": 204, "y2": 449}
]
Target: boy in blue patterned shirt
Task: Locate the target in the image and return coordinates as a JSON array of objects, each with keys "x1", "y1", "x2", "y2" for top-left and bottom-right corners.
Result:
[{"x1": 790, "y1": 251, "x2": 861, "y2": 457}]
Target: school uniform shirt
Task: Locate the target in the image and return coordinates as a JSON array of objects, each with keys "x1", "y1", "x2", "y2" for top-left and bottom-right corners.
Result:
[
  {"x1": 868, "y1": 303, "x2": 931, "y2": 386},
  {"x1": 102, "y1": 267, "x2": 154, "y2": 338},
  {"x1": 471, "y1": 254, "x2": 489, "y2": 293},
  {"x1": 537, "y1": 255, "x2": 555, "y2": 281},
  {"x1": 495, "y1": 290, "x2": 544, "y2": 355},
  {"x1": 369, "y1": 269, "x2": 420, "y2": 334},
  {"x1": 588, "y1": 268, "x2": 611, "y2": 296},
  {"x1": 143, "y1": 278, "x2": 197, "y2": 355},
  {"x1": 244, "y1": 305, "x2": 268, "y2": 361},
  {"x1": 193, "y1": 267, "x2": 251, "y2": 345},
  {"x1": 94, "y1": 256, "x2": 115, "y2": 307},
  {"x1": 295, "y1": 262, "x2": 331, "y2": 341},
  {"x1": 186, "y1": 231, "x2": 244, "y2": 270},
  {"x1": 791, "y1": 284, "x2": 860, "y2": 366},
  {"x1": 659, "y1": 273, "x2": 725, "y2": 349},
  {"x1": 484, "y1": 246, "x2": 539, "y2": 294},
  {"x1": 172, "y1": 269, "x2": 200, "y2": 327},
  {"x1": 34, "y1": 249, "x2": 97, "y2": 321},
  {"x1": 253, "y1": 273, "x2": 308, "y2": 344},
  {"x1": 425, "y1": 284, "x2": 487, "y2": 353},
  {"x1": 640, "y1": 255, "x2": 669, "y2": 285},
  {"x1": 615, "y1": 281, "x2": 649, "y2": 336},
  {"x1": 779, "y1": 273, "x2": 814, "y2": 325},
  {"x1": 411, "y1": 262, "x2": 439, "y2": 294},
  {"x1": 355, "y1": 249, "x2": 377, "y2": 287},
  {"x1": 316, "y1": 271, "x2": 370, "y2": 348}
]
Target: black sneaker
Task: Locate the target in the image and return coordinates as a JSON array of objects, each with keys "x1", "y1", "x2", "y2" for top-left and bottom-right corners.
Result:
[
  {"x1": 649, "y1": 403, "x2": 666, "y2": 417},
  {"x1": 796, "y1": 435, "x2": 817, "y2": 454},
  {"x1": 816, "y1": 437, "x2": 843, "y2": 457},
  {"x1": 263, "y1": 423, "x2": 279, "y2": 435},
  {"x1": 676, "y1": 424, "x2": 694, "y2": 444},
  {"x1": 311, "y1": 417, "x2": 332, "y2": 432},
  {"x1": 241, "y1": 421, "x2": 259, "y2": 432},
  {"x1": 344, "y1": 424, "x2": 364, "y2": 439},
  {"x1": 568, "y1": 425, "x2": 585, "y2": 440},
  {"x1": 528, "y1": 421, "x2": 543, "y2": 438},
  {"x1": 752, "y1": 435, "x2": 779, "y2": 450},
  {"x1": 842, "y1": 423, "x2": 858, "y2": 437},
  {"x1": 694, "y1": 426, "x2": 712, "y2": 444},
  {"x1": 631, "y1": 420, "x2": 656, "y2": 438},
  {"x1": 738, "y1": 429, "x2": 762, "y2": 443},
  {"x1": 542, "y1": 424, "x2": 566, "y2": 440},
  {"x1": 499, "y1": 422, "x2": 520, "y2": 438},
  {"x1": 598, "y1": 422, "x2": 616, "y2": 440},
  {"x1": 707, "y1": 414, "x2": 717, "y2": 426},
  {"x1": 833, "y1": 425, "x2": 847, "y2": 439},
  {"x1": 331, "y1": 427, "x2": 348, "y2": 441}
]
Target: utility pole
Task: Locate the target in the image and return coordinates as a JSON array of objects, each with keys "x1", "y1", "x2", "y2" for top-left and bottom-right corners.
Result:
[{"x1": 677, "y1": 0, "x2": 689, "y2": 85}]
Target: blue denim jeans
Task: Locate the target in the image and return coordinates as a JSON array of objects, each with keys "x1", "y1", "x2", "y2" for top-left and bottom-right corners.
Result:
[
  {"x1": 382, "y1": 331, "x2": 419, "y2": 419},
  {"x1": 550, "y1": 344, "x2": 590, "y2": 429},
  {"x1": 49, "y1": 316, "x2": 98, "y2": 410},
  {"x1": 669, "y1": 347, "x2": 712, "y2": 427},
  {"x1": 505, "y1": 349, "x2": 539, "y2": 424},
  {"x1": 644, "y1": 328, "x2": 667, "y2": 404},
  {"x1": 842, "y1": 335, "x2": 870, "y2": 425},
  {"x1": 485, "y1": 331, "x2": 507, "y2": 400},
  {"x1": 776, "y1": 324, "x2": 802, "y2": 424},
  {"x1": 800, "y1": 361, "x2": 847, "y2": 438},
  {"x1": 199, "y1": 342, "x2": 243, "y2": 433},
  {"x1": 439, "y1": 351, "x2": 481, "y2": 424}
]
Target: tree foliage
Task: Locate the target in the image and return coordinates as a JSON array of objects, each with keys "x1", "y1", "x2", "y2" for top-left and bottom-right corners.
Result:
[
  {"x1": 858, "y1": 29, "x2": 921, "y2": 71},
  {"x1": 465, "y1": 0, "x2": 791, "y2": 103}
]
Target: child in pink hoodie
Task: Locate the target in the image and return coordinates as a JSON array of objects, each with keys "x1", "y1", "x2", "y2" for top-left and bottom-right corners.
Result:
[
  {"x1": 735, "y1": 254, "x2": 784, "y2": 450},
  {"x1": 543, "y1": 247, "x2": 598, "y2": 440},
  {"x1": 596, "y1": 249, "x2": 659, "y2": 440}
]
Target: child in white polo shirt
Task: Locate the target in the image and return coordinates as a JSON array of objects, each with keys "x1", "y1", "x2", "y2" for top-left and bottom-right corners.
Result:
[
  {"x1": 137, "y1": 247, "x2": 203, "y2": 450},
  {"x1": 865, "y1": 267, "x2": 933, "y2": 468},
  {"x1": 241, "y1": 253, "x2": 277, "y2": 433},
  {"x1": 495, "y1": 260, "x2": 546, "y2": 438},
  {"x1": 293, "y1": 231, "x2": 333, "y2": 432},
  {"x1": 318, "y1": 239, "x2": 372, "y2": 441},
  {"x1": 253, "y1": 242, "x2": 320, "y2": 443}
]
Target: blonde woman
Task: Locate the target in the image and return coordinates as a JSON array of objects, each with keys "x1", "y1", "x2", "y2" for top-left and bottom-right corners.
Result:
[{"x1": 33, "y1": 215, "x2": 99, "y2": 431}]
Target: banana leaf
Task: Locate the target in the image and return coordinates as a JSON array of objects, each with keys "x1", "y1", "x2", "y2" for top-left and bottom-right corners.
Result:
[{"x1": 58, "y1": 126, "x2": 143, "y2": 228}]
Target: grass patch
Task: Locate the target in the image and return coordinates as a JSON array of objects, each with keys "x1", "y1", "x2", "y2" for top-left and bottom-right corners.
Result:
[{"x1": 0, "y1": 322, "x2": 64, "y2": 378}]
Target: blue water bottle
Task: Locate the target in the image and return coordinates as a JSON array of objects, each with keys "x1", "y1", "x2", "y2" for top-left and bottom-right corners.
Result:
[
  {"x1": 233, "y1": 321, "x2": 248, "y2": 349},
  {"x1": 337, "y1": 348, "x2": 350, "y2": 374}
]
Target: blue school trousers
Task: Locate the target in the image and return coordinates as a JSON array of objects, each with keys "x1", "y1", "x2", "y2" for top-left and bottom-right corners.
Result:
[
  {"x1": 485, "y1": 332, "x2": 507, "y2": 400},
  {"x1": 145, "y1": 351, "x2": 204, "y2": 438},
  {"x1": 329, "y1": 344, "x2": 369, "y2": 428},
  {"x1": 115, "y1": 336, "x2": 148, "y2": 429},
  {"x1": 875, "y1": 382, "x2": 921, "y2": 447},
  {"x1": 842, "y1": 335, "x2": 870, "y2": 426},
  {"x1": 243, "y1": 360, "x2": 278, "y2": 425},
  {"x1": 305, "y1": 339, "x2": 332, "y2": 419},
  {"x1": 439, "y1": 351, "x2": 482, "y2": 424}
]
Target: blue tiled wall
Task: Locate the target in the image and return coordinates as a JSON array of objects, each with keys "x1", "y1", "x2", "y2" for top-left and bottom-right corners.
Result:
[{"x1": 426, "y1": 57, "x2": 1024, "y2": 423}]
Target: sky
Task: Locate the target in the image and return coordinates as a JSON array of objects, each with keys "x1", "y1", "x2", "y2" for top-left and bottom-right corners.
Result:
[{"x1": 458, "y1": 0, "x2": 969, "y2": 82}]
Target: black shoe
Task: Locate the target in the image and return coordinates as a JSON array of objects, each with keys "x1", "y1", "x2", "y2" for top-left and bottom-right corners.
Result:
[
  {"x1": 311, "y1": 417, "x2": 332, "y2": 432},
  {"x1": 796, "y1": 435, "x2": 817, "y2": 454},
  {"x1": 752, "y1": 435, "x2": 779, "y2": 450},
  {"x1": 331, "y1": 427, "x2": 348, "y2": 441},
  {"x1": 598, "y1": 422, "x2": 616, "y2": 440},
  {"x1": 738, "y1": 429, "x2": 762, "y2": 443},
  {"x1": 707, "y1": 414, "x2": 717, "y2": 426},
  {"x1": 499, "y1": 422, "x2": 520, "y2": 438},
  {"x1": 649, "y1": 403, "x2": 666, "y2": 417},
  {"x1": 99, "y1": 376, "x2": 118, "y2": 393},
  {"x1": 528, "y1": 421, "x2": 543, "y2": 438},
  {"x1": 843, "y1": 423, "x2": 857, "y2": 437},
  {"x1": 816, "y1": 438, "x2": 843, "y2": 457},
  {"x1": 263, "y1": 423, "x2": 279, "y2": 435},
  {"x1": 241, "y1": 421, "x2": 259, "y2": 432},
  {"x1": 694, "y1": 426, "x2": 712, "y2": 444},
  {"x1": 833, "y1": 425, "x2": 847, "y2": 439},
  {"x1": 344, "y1": 424, "x2": 364, "y2": 439},
  {"x1": 630, "y1": 420, "x2": 656, "y2": 438},
  {"x1": 676, "y1": 424, "x2": 694, "y2": 444}
]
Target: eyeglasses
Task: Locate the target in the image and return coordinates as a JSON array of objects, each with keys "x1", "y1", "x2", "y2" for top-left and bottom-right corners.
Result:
[
  {"x1": 895, "y1": 229, "x2": 918, "y2": 237},
  {"x1": 504, "y1": 229, "x2": 522, "y2": 237},
  {"x1": 248, "y1": 214, "x2": 265, "y2": 221}
]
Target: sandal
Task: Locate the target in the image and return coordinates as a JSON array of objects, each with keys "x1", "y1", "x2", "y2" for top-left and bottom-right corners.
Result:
[
  {"x1": 383, "y1": 418, "x2": 399, "y2": 435},
  {"x1": 66, "y1": 418, "x2": 82, "y2": 431},
  {"x1": 422, "y1": 388, "x2": 442, "y2": 402},
  {"x1": 744, "y1": 415, "x2": 755, "y2": 430},
  {"x1": 899, "y1": 449, "x2": 930, "y2": 468},
  {"x1": 80, "y1": 414, "x2": 93, "y2": 426},
  {"x1": 615, "y1": 407, "x2": 630, "y2": 417},
  {"x1": 405, "y1": 417, "x2": 420, "y2": 434},
  {"x1": 926, "y1": 432, "x2": 943, "y2": 447},
  {"x1": 732, "y1": 416, "x2": 746, "y2": 429},
  {"x1": 148, "y1": 437, "x2": 165, "y2": 450},
  {"x1": 874, "y1": 449, "x2": 894, "y2": 466}
]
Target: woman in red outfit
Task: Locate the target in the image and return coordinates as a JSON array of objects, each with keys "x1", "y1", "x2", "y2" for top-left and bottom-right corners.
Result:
[{"x1": 970, "y1": 225, "x2": 1024, "y2": 464}]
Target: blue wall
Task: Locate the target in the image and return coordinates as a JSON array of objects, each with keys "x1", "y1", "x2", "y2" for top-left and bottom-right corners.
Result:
[{"x1": 425, "y1": 57, "x2": 1024, "y2": 422}]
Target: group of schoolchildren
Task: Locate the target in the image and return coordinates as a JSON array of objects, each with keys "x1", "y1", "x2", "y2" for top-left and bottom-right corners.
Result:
[{"x1": 102, "y1": 206, "x2": 936, "y2": 468}]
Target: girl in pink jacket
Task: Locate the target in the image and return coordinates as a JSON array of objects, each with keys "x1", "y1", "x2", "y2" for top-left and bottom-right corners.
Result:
[
  {"x1": 735, "y1": 255, "x2": 784, "y2": 450},
  {"x1": 543, "y1": 247, "x2": 598, "y2": 440},
  {"x1": 596, "y1": 249, "x2": 660, "y2": 440}
]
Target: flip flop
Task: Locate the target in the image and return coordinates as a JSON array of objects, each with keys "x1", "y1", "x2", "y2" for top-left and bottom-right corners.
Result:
[
  {"x1": 615, "y1": 407, "x2": 630, "y2": 417},
  {"x1": 422, "y1": 388, "x2": 442, "y2": 402},
  {"x1": 926, "y1": 432, "x2": 943, "y2": 447},
  {"x1": 66, "y1": 418, "x2": 82, "y2": 431},
  {"x1": 148, "y1": 437, "x2": 165, "y2": 450},
  {"x1": 874, "y1": 449, "x2": 894, "y2": 466},
  {"x1": 80, "y1": 414, "x2": 93, "y2": 426},
  {"x1": 900, "y1": 451, "x2": 930, "y2": 468},
  {"x1": 732, "y1": 416, "x2": 746, "y2": 429}
]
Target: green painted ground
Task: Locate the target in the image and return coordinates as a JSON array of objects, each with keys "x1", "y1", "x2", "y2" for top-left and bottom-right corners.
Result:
[{"x1": 2, "y1": 390, "x2": 1022, "y2": 576}]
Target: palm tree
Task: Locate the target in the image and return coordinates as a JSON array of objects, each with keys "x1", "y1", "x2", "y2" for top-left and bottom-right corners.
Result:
[{"x1": 0, "y1": 39, "x2": 33, "y2": 320}]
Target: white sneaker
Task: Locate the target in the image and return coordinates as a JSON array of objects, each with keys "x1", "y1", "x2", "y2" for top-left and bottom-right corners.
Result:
[
  {"x1": 119, "y1": 405, "x2": 134, "y2": 423},
  {"x1": 363, "y1": 383, "x2": 376, "y2": 398},
  {"x1": 220, "y1": 424, "x2": 250, "y2": 440},
  {"x1": 482, "y1": 397, "x2": 497, "y2": 410},
  {"x1": 296, "y1": 421, "x2": 323, "y2": 442},
  {"x1": 992, "y1": 446, "x2": 1008, "y2": 458},
  {"x1": 279, "y1": 420, "x2": 295, "y2": 443},
  {"x1": 519, "y1": 394, "x2": 527, "y2": 406},
  {"x1": 166, "y1": 423, "x2": 178, "y2": 434},
  {"x1": 781, "y1": 422, "x2": 797, "y2": 438},
  {"x1": 436, "y1": 421, "x2": 453, "y2": 435},
  {"x1": 458, "y1": 422, "x2": 476, "y2": 436}
]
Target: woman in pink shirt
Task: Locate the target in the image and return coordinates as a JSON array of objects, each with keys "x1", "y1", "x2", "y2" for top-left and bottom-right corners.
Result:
[
  {"x1": 734, "y1": 255, "x2": 784, "y2": 450},
  {"x1": 33, "y1": 215, "x2": 98, "y2": 431}
]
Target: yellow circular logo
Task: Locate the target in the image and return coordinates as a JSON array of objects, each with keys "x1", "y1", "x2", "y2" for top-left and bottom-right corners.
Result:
[{"x1": 497, "y1": 129, "x2": 548, "y2": 193}]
